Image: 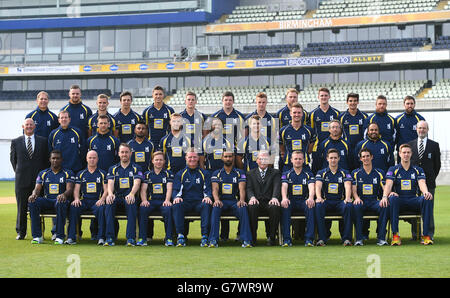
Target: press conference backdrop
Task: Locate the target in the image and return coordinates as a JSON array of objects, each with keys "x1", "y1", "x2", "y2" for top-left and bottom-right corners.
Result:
[{"x1": 1, "y1": 109, "x2": 449, "y2": 182}]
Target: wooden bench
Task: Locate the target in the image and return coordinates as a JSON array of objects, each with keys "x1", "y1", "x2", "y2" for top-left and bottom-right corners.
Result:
[{"x1": 33, "y1": 212, "x2": 422, "y2": 244}]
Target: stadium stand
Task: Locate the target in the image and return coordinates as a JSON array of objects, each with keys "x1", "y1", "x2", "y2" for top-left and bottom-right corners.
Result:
[
  {"x1": 313, "y1": 0, "x2": 440, "y2": 18},
  {"x1": 238, "y1": 44, "x2": 299, "y2": 59},
  {"x1": 225, "y1": 4, "x2": 306, "y2": 23}
]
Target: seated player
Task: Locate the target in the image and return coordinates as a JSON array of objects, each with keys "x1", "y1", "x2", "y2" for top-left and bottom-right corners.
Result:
[
  {"x1": 28, "y1": 150, "x2": 75, "y2": 244},
  {"x1": 280, "y1": 151, "x2": 316, "y2": 247},
  {"x1": 315, "y1": 148, "x2": 353, "y2": 246},
  {"x1": 104, "y1": 143, "x2": 143, "y2": 246},
  {"x1": 66, "y1": 150, "x2": 108, "y2": 245},
  {"x1": 382, "y1": 144, "x2": 434, "y2": 245},
  {"x1": 172, "y1": 148, "x2": 213, "y2": 247},
  {"x1": 351, "y1": 148, "x2": 389, "y2": 246},
  {"x1": 138, "y1": 151, "x2": 174, "y2": 247},
  {"x1": 208, "y1": 151, "x2": 252, "y2": 248}
]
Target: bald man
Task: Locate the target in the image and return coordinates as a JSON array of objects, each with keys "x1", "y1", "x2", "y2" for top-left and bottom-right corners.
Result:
[
  {"x1": 10, "y1": 118, "x2": 49, "y2": 240},
  {"x1": 408, "y1": 120, "x2": 441, "y2": 240}
]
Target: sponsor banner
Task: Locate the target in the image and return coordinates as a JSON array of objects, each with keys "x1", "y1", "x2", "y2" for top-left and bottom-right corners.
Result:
[
  {"x1": 206, "y1": 11, "x2": 450, "y2": 34},
  {"x1": 288, "y1": 56, "x2": 351, "y2": 66},
  {"x1": 0, "y1": 67, "x2": 8, "y2": 74},
  {"x1": 255, "y1": 59, "x2": 287, "y2": 67},
  {"x1": 384, "y1": 50, "x2": 449, "y2": 63},
  {"x1": 8, "y1": 65, "x2": 79, "y2": 74},
  {"x1": 351, "y1": 55, "x2": 384, "y2": 63},
  {"x1": 191, "y1": 60, "x2": 253, "y2": 70},
  {"x1": 80, "y1": 62, "x2": 189, "y2": 72}
]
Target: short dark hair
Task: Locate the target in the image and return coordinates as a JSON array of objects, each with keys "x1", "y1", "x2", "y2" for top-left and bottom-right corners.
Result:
[
  {"x1": 222, "y1": 91, "x2": 235, "y2": 101},
  {"x1": 50, "y1": 149, "x2": 62, "y2": 157},
  {"x1": 359, "y1": 148, "x2": 373, "y2": 158},
  {"x1": 326, "y1": 148, "x2": 340, "y2": 158},
  {"x1": 347, "y1": 93, "x2": 359, "y2": 102},
  {"x1": 404, "y1": 95, "x2": 415, "y2": 104},
  {"x1": 318, "y1": 87, "x2": 330, "y2": 95},
  {"x1": 120, "y1": 91, "x2": 133, "y2": 101}
]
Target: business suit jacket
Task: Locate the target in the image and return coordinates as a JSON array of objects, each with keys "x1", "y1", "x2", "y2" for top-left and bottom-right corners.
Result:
[
  {"x1": 10, "y1": 135, "x2": 49, "y2": 188},
  {"x1": 408, "y1": 138, "x2": 441, "y2": 190},
  {"x1": 246, "y1": 167, "x2": 281, "y2": 202},
  {"x1": 10, "y1": 134, "x2": 49, "y2": 237}
]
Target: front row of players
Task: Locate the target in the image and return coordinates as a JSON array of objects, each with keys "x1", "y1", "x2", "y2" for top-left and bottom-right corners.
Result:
[{"x1": 28, "y1": 143, "x2": 434, "y2": 247}]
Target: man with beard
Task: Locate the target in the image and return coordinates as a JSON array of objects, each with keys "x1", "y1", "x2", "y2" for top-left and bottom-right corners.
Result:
[{"x1": 364, "y1": 95, "x2": 396, "y2": 148}]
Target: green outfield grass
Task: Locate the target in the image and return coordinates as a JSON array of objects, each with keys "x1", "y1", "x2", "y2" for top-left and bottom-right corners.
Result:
[{"x1": 1, "y1": 181, "x2": 449, "y2": 278}]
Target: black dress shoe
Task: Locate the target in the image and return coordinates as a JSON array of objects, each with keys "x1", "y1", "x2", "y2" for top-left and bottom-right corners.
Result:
[{"x1": 266, "y1": 237, "x2": 276, "y2": 246}]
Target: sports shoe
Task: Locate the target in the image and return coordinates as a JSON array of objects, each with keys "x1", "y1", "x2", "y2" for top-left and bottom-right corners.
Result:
[
  {"x1": 136, "y1": 238, "x2": 147, "y2": 246},
  {"x1": 354, "y1": 240, "x2": 364, "y2": 246},
  {"x1": 391, "y1": 234, "x2": 401, "y2": 246},
  {"x1": 31, "y1": 237, "x2": 43, "y2": 244},
  {"x1": 51, "y1": 234, "x2": 57, "y2": 241},
  {"x1": 343, "y1": 240, "x2": 352, "y2": 246},
  {"x1": 165, "y1": 239, "x2": 174, "y2": 247},
  {"x1": 176, "y1": 234, "x2": 186, "y2": 247},
  {"x1": 377, "y1": 239, "x2": 388, "y2": 246},
  {"x1": 209, "y1": 240, "x2": 218, "y2": 248},
  {"x1": 54, "y1": 238, "x2": 64, "y2": 245},
  {"x1": 316, "y1": 240, "x2": 326, "y2": 246},
  {"x1": 64, "y1": 238, "x2": 76, "y2": 245},
  {"x1": 200, "y1": 235, "x2": 209, "y2": 247},
  {"x1": 305, "y1": 240, "x2": 314, "y2": 247},
  {"x1": 126, "y1": 239, "x2": 136, "y2": 246},
  {"x1": 97, "y1": 238, "x2": 105, "y2": 246},
  {"x1": 241, "y1": 241, "x2": 252, "y2": 248},
  {"x1": 422, "y1": 236, "x2": 434, "y2": 245},
  {"x1": 282, "y1": 240, "x2": 292, "y2": 247},
  {"x1": 104, "y1": 238, "x2": 115, "y2": 246}
]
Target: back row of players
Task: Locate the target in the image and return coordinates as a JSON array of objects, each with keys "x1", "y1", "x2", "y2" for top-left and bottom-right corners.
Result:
[{"x1": 26, "y1": 84, "x2": 433, "y2": 246}]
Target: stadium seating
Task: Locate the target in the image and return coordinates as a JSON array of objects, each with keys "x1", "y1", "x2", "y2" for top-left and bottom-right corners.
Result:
[
  {"x1": 423, "y1": 78, "x2": 450, "y2": 100},
  {"x1": 301, "y1": 38, "x2": 431, "y2": 56},
  {"x1": 238, "y1": 44, "x2": 299, "y2": 59},
  {"x1": 0, "y1": 89, "x2": 112, "y2": 101},
  {"x1": 313, "y1": 0, "x2": 439, "y2": 18},
  {"x1": 225, "y1": 5, "x2": 306, "y2": 23},
  {"x1": 432, "y1": 36, "x2": 450, "y2": 50}
]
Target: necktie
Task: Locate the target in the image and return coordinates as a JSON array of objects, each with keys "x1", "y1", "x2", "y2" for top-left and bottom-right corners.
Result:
[
  {"x1": 27, "y1": 137, "x2": 33, "y2": 159},
  {"x1": 418, "y1": 139, "x2": 424, "y2": 160},
  {"x1": 261, "y1": 170, "x2": 266, "y2": 180}
]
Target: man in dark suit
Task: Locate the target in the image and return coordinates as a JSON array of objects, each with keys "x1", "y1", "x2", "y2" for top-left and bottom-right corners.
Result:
[
  {"x1": 10, "y1": 118, "x2": 49, "y2": 240},
  {"x1": 408, "y1": 120, "x2": 441, "y2": 239},
  {"x1": 246, "y1": 150, "x2": 281, "y2": 246}
]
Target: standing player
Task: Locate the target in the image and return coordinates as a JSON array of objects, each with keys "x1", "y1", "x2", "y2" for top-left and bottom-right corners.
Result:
[
  {"x1": 208, "y1": 151, "x2": 253, "y2": 248},
  {"x1": 351, "y1": 148, "x2": 389, "y2": 246},
  {"x1": 276, "y1": 88, "x2": 309, "y2": 129},
  {"x1": 338, "y1": 93, "x2": 368, "y2": 170},
  {"x1": 61, "y1": 84, "x2": 93, "y2": 142},
  {"x1": 128, "y1": 121, "x2": 154, "y2": 172},
  {"x1": 355, "y1": 122, "x2": 394, "y2": 172},
  {"x1": 382, "y1": 144, "x2": 434, "y2": 245},
  {"x1": 245, "y1": 92, "x2": 277, "y2": 145},
  {"x1": 26, "y1": 91, "x2": 59, "y2": 139},
  {"x1": 28, "y1": 150, "x2": 75, "y2": 244},
  {"x1": 314, "y1": 148, "x2": 353, "y2": 246},
  {"x1": 236, "y1": 115, "x2": 271, "y2": 172},
  {"x1": 66, "y1": 150, "x2": 108, "y2": 245},
  {"x1": 317, "y1": 120, "x2": 352, "y2": 171},
  {"x1": 160, "y1": 113, "x2": 191, "y2": 175},
  {"x1": 142, "y1": 86, "x2": 175, "y2": 150},
  {"x1": 395, "y1": 96, "x2": 425, "y2": 158},
  {"x1": 202, "y1": 117, "x2": 233, "y2": 172},
  {"x1": 364, "y1": 95, "x2": 396, "y2": 149},
  {"x1": 209, "y1": 91, "x2": 245, "y2": 148},
  {"x1": 180, "y1": 91, "x2": 207, "y2": 152},
  {"x1": 309, "y1": 87, "x2": 340, "y2": 174},
  {"x1": 87, "y1": 114, "x2": 120, "y2": 172},
  {"x1": 138, "y1": 151, "x2": 174, "y2": 246},
  {"x1": 280, "y1": 151, "x2": 316, "y2": 247},
  {"x1": 104, "y1": 143, "x2": 143, "y2": 246},
  {"x1": 48, "y1": 110, "x2": 86, "y2": 174},
  {"x1": 87, "y1": 94, "x2": 118, "y2": 138},
  {"x1": 113, "y1": 91, "x2": 142, "y2": 144},
  {"x1": 279, "y1": 103, "x2": 315, "y2": 172}
]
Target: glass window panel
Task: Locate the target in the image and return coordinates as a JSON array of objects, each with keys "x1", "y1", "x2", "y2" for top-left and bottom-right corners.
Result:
[
  {"x1": 26, "y1": 38, "x2": 42, "y2": 54},
  {"x1": 43, "y1": 32, "x2": 61, "y2": 54},
  {"x1": 207, "y1": 35, "x2": 219, "y2": 47},
  {"x1": 63, "y1": 80, "x2": 81, "y2": 90},
  {"x1": 357, "y1": 28, "x2": 368, "y2": 41},
  {"x1": 413, "y1": 24, "x2": 426, "y2": 38},
  {"x1": 379, "y1": 26, "x2": 390, "y2": 39},
  {"x1": 149, "y1": 77, "x2": 169, "y2": 90},
  {"x1": 11, "y1": 33, "x2": 25, "y2": 54},
  {"x1": 28, "y1": 80, "x2": 45, "y2": 90},
  {"x1": 283, "y1": 31, "x2": 295, "y2": 44},
  {"x1": 63, "y1": 37, "x2": 84, "y2": 53},
  {"x1": 123, "y1": 78, "x2": 143, "y2": 89},
  {"x1": 272, "y1": 32, "x2": 283, "y2": 45},
  {"x1": 181, "y1": 26, "x2": 193, "y2": 48},
  {"x1": 404, "y1": 69, "x2": 426, "y2": 81},
  {"x1": 247, "y1": 33, "x2": 259, "y2": 45},
  {"x1": 402, "y1": 25, "x2": 413, "y2": 39},
  {"x1": 249, "y1": 75, "x2": 269, "y2": 86},
  {"x1": 311, "y1": 73, "x2": 333, "y2": 84},
  {"x1": 115, "y1": 29, "x2": 130, "y2": 53},
  {"x1": 3, "y1": 80, "x2": 22, "y2": 91},
  {"x1": 311, "y1": 30, "x2": 323, "y2": 43},
  {"x1": 86, "y1": 30, "x2": 99, "y2": 53},
  {"x1": 210, "y1": 76, "x2": 229, "y2": 87},
  {"x1": 219, "y1": 34, "x2": 231, "y2": 54},
  {"x1": 100, "y1": 30, "x2": 115, "y2": 53},
  {"x1": 338, "y1": 72, "x2": 358, "y2": 83},
  {"x1": 230, "y1": 76, "x2": 248, "y2": 87},
  {"x1": 87, "y1": 79, "x2": 107, "y2": 89},
  {"x1": 390, "y1": 26, "x2": 401, "y2": 39},
  {"x1": 185, "y1": 76, "x2": 205, "y2": 88},
  {"x1": 380, "y1": 70, "x2": 399, "y2": 81},
  {"x1": 0, "y1": 33, "x2": 11, "y2": 55},
  {"x1": 368, "y1": 27, "x2": 379, "y2": 40},
  {"x1": 170, "y1": 27, "x2": 181, "y2": 51},
  {"x1": 359, "y1": 71, "x2": 378, "y2": 82},
  {"x1": 323, "y1": 30, "x2": 332, "y2": 43},
  {"x1": 147, "y1": 28, "x2": 158, "y2": 52},
  {"x1": 274, "y1": 74, "x2": 295, "y2": 86},
  {"x1": 45, "y1": 80, "x2": 64, "y2": 90},
  {"x1": 130, "y1": 28, "x2": 146, "y2": 52},
  {"x1": 157, "y1": 27, "x2": 169, "y2": 51}
]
